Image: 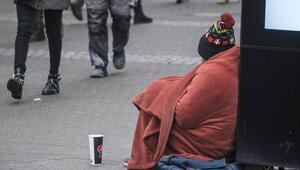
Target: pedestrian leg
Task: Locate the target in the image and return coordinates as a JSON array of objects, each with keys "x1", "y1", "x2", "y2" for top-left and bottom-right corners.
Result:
[
  {"x1": 86, "y1": 0, "x2": 109, "y2": 77},
  {"x1": 7, "y1": 3, "x2": 37, "y2": 99},
  {"x1": 30, "y1": 10, "x2": 46, "y2": 42},
  {"x1": 110, "y1": 0, "x2": 130, "y2": 70},
  {"x1": 41, "y1": 9, "x2": 63, "y2": 95}
]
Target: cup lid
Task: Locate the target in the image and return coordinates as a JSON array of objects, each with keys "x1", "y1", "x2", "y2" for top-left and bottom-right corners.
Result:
[{"x1": 88, "y1": 134, "x2": 104, "y2": 137}]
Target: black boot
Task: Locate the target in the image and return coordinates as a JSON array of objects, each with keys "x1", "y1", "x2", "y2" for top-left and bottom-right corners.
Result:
[
  {"x1": 216, "y1": 0, "x2": 229, "y2": 4},
  {"x1": 176, "y1": 0, "x2": 189, "y2": 4},
  {"x1": 134, "y1": 0, "x2": 153, "y2": 24},
  {"x1": 7, "y1": 68, "x2": 25, "y2": 99},
  {"x1": 71, "y1": 0, "x2": 84, "y2": 21},
  {"x1": 41, "y1": 73, "x2": 61, "y2": 95}
]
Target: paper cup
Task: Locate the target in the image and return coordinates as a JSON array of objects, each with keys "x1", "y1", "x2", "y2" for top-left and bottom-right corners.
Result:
[{"x1": 88, "y1": 135, "x2": 104, "y2": 165}]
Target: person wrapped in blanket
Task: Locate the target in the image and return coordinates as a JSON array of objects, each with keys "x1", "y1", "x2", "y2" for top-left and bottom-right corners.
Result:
[{"x1": 127, "y1": 13, "x2": 240, "y2": 170}]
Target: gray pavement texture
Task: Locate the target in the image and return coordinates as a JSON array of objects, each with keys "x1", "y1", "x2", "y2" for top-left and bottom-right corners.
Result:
[{"x1": 0, "y1": 0, "x2": 241, "y2": 169}]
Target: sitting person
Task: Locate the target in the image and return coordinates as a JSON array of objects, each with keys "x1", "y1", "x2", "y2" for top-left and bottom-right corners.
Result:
[{"x1": 127, "y1": 13, "x2": 239, "y2": 170}]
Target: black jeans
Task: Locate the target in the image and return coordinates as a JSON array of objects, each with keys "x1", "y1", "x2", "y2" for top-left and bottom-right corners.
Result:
[{"x1": 15, "y1": 3, "x2": 63, "y2": 75}]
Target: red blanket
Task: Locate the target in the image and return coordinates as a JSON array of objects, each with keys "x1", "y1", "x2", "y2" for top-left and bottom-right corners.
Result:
[{"x1": 128, "y1": 46, "x2": 240, "y2": 170}]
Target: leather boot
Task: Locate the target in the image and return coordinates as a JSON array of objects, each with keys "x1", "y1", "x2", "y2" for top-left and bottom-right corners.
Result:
[
  {"x1": 217, "y1": 0, "x2": 229, "y2": 4},
  {"x1": 176, "y1": 0, "x2": 189, "y2": 4},
  {"x1": 71, "y1": 0, "x2": 84, "y2": 21},
  {"x1": 134, "y1": 0, "x2": 153, "y2": 24},
  {"x1": 42, "y1": 73, "x2": 61, "y2": 95},
  {"x1": 7, "y1": 68, "x2": 25, "y2": 99}
]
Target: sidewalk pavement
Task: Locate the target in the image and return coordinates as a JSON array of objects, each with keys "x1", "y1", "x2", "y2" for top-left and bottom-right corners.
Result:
[{"x1": 0, "y1": 0, "x2": 241, "y2": 169}]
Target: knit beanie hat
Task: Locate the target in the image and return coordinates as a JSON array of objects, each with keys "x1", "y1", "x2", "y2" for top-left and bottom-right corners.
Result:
[{"x1": 198, "y1": 12, "x2": 236, "y2": 60}]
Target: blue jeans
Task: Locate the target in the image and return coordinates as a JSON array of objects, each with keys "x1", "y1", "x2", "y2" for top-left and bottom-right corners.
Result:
[{"x1": 158, "y1": 156, "x2": 241, "y2": 170}]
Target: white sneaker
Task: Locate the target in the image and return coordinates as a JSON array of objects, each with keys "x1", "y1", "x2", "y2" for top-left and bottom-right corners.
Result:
[{"x1": 90, "y1": 67, "x2": 108, "y2": 78}]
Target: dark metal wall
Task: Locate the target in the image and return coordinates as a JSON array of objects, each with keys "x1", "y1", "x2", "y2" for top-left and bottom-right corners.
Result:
[{"x1": 237, "y1": 0, "x2": 300, "y2": 168}]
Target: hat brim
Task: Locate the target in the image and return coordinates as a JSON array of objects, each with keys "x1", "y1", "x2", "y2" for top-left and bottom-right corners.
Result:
[{"x1": 198, "y1": 35, "x2": 234, "y2": 60}]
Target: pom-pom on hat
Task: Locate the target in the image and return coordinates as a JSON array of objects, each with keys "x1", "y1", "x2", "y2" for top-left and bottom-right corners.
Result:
[
  {"x1": 220, "y1": 12, "x2": 235, "y2": 28},
  {"x1": 198, "y1": 12, "x2": 236, "y2": 60}
]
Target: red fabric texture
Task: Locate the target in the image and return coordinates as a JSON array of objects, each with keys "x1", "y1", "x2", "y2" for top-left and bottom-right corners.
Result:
[{"x1": 128, "y1": 46, "x2": 240, "y2": 170}]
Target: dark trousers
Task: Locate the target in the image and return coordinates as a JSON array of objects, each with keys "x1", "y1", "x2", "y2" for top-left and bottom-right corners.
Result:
[{"x1": 15, "y1": 3, "x2": 63, "y2": 74}]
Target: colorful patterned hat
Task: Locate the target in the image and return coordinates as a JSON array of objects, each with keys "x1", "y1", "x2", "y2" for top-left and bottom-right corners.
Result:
[
  {"x1": 198, "y1": 13, "x2": 236, "y2": 59},
  {"x1": 205, "y1": 12, "x2": 235, "y2": 46}
]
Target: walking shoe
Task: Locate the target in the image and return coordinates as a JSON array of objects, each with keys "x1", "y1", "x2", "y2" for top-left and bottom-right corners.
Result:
[
  {"x1": 7, "y1": 73, "x2": 25, "y2": 99},
  {"x1": 71, "y1": 0, "x2": 84, "y2": 21},
  {"x1": 217, "y1": 0, "x2": 229, "y2": 4},
  {"x1": 176, "y1": 0, "x2": 189, "y2": 4},
  {"x1": 42, "y1": 73, "x2": 61, "y2": 95},
  {"x1": 112, "y1": 51, "x2": 126, "y2": 70},
  {"x1": 134, "y1": 13, "x2": 153, "y2": 24},
  {"x1": 90, "y1": 67, "x2": 108, "y2": 78},
  {"x1": 134, "y1": 0, "x2": 153, "y2": 24}
]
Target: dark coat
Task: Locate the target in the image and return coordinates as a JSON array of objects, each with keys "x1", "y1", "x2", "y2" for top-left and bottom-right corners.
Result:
[{"x1": 14, "y1": 0, "x2": 70, "y2": 10}]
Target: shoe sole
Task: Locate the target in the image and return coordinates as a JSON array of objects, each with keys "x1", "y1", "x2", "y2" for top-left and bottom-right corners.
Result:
[
  {"x1": 217, "y1": 0, "x2": 229, "y2": 4},
  {"x1": 113, "y1": 64, "x2": 125, "y2": 70},
  {"x1": 134, "y1": 20, "x2": 153, "y2": 24},
  {"x1": 90, "y1": 74, "x2": 107, "y2": 78},
  {"x1": 41, "y1": 90, "x2": 60, "y2": 96},
  {"x1": 7, "y1": 79, "x2": 22, "y2": 99}
]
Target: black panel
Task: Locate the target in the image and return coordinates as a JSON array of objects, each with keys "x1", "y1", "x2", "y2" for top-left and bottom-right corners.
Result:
[
  {"x1": 238, "y1": 0, "x2": 300, "y2": 167},
  {"x1": 241, "y1": 0, "x2": 300, "y2": 49},
  {"x1": 237, "y1": 47, "x2": 300, "y2": 168}
]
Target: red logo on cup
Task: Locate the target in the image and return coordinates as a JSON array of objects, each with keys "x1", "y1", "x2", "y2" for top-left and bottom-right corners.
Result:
[{"x1": 97, "y1": 145, "x2": 103, "y2": 158}]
